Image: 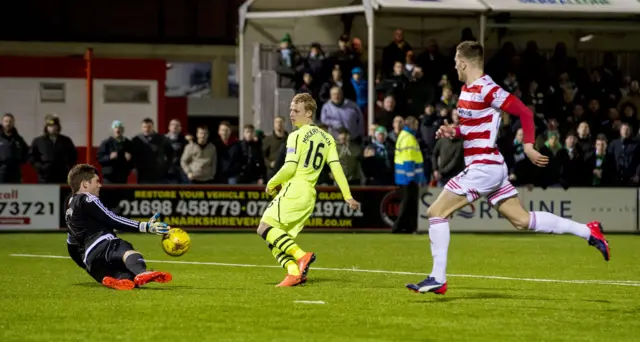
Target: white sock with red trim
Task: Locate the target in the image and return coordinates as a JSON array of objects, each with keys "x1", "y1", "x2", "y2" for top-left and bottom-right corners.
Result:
[
  {"x1": 428, "y1": 217, "x2": 450, "y2": 283},
  {"x1": 528, "y1": 211, "x2": 590, "y2": 240}
]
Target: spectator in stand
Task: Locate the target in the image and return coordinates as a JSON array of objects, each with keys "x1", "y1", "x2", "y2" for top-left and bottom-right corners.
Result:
[
  {"x1": 29, "y1": 115, "x2": 77, "y2": 184},
  {"x1": 406, "y1": 67, "x2": 436, "y2": 116},
  {"x1": 416, "y1": 39, "x2": 450, "y2": 86},
  {"x1": 556, "y1": 132, "x2": 586, "y2": 188},
  {"x1": 362, "y1": 126, "x2": 394, "y2": 185},
  {"x1": 392, "y1": 116, "x2": 424, "y2": 234},
  {"x1": 507, "y1": 128, "x2": 536, "y2": 186},
  {"x1": 602, "y1": 107, "x2": 622, "y2": 140},
  {"x1": 585, "y1": 69, "x2": 611, "y2": 105},
  {"x1": 350, "y1": 67, "x2": 368, "y2": 112},
  {"x1": 213, "y1": 121, "x2": 243, "y2": 185},
  {"x1": 351, "y1": 37, "x2": 366, "y2": 67},
  {"x1": 552, "y1": 72, "x2": 578, "y2": 117},
  {"x1": 618, "y1": 80, "x2": 640, "y2": 117},
  {"x1": 431, "y1": 118, "x2": 464, "y2": 187},
  {"x1": 382, "y1": 29, "x2": 412, "y2": 77},
  {"x1": 366, "y1": 124, "x2": 379, "y2": 146},
  {"x1": 503, "y1": 71, "x2": 520, "y2": 97},
  {"x1": 388, "y1": 116, "x2": 404, "y2": 144},
  {"x1": 621, "y1": 103, "x2": 638, "y2": 129},
  {"x1": 608, "y1": 123, "x2": 640, "y2": 186},
  {"x1": 320, "y1": 86, "x2": 364, "y2": 142},
  {"x1": 519, "y1": 41, "x2": 546, "y2": 85},
  {"x1": 586, "y1": 99, "x2": 603, "y2": 126},
  {"x1": 305, "y1": 43, "x2": 326, "y2": 81},
  {"x1": 585, "y1": 134, "x2": 615, "y2": 186},
  {"x1": 263, "y1": 116, "x2": 288, "y2": 180},
  {"x1": 297, "y1": 72, "x2": 317, "y2": 101},
  {"x1": 0, "y1": 113, "x2": 28, "y2": 183},
  {"x1": 130, "y1": 118, "x2": 174, "y2": 184},
  {"x1": 238, "y1": 124, "x2": 265, "y2": 184},
  {"x1": 275, "y1": 33, "x2": 303, "y2": 88},
  {"x1": 329, "y1": 34, "x2": 359, "y2": 84},
  {"x1": 538, "y1": 131, "x2": 562, "y2": 187},
  {"x1": 377, "y1": 61, "x2": 408, "y2": 113},
  {"x1": 165, "y1": 119, "x2": 189, "y2": 184},
  {"x1": 418, "y1": 104, "x2": 438, "y2": 181},
  {"x1": 97, "y1": 120, "x2": 133, "y2": 184},
  {"x1": 620, "y1": 76, "x2": 632, "y2": 98},
  {"x1": 601, "y1": 52, "x2": 621, "y2": 88},
  {"x1": 319, "y1": 67, "x2": 355, "y2": 105},
  {"x1": 522, "y1": 80, "x2": 546, "y2": 115},
  {"x1": 180, "y1": 126, "x2": 217, "y2": 184},
  {"x1": 548, "y1": 42, "x2": 578, "y2": 81},
  {"x1": 576, "y1": 122, "x2": 592, "y2": 155},
  {"x1": 436, "y1": 86, "x2": 456, "y2": 112},
  {"x1": 377, "y1": 95, "x2": 397, "y2": 130},
  {"x1": 335, "y1": 128, "x2": 363, "y2": 186},
  {"x1": 404, "y1": 51, "x2": 417, "y2": 78},
  {"x1": 566, "y1": 103, "x2": 587, "y2": 130}
]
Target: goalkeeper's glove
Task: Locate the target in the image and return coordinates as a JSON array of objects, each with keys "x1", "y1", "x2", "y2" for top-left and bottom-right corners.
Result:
[
  {"x1": 146, "y1": 221, "x2": 170, "y2": 235},
  {"x1": 149, "y1": 212, "x2": 161, "y2": 224},
  {"x1": 139, "y1": 212, "x2": 170, "y2": 235}
]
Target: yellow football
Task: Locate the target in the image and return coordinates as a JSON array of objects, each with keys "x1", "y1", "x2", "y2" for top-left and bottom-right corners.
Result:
[{"x1": 161, "y1": 228, "x2": 191, "y2": 257}]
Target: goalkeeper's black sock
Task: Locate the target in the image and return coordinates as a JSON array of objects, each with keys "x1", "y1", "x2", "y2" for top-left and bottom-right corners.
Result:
[{"x1": 124, "y1": 253, "x2": 147, "y2": 275}]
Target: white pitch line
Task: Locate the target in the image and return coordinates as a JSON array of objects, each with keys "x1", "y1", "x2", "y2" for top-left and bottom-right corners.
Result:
[
  {"x1": 10, "y1": 253, "x2": 640, "y2": 287},
  {"x1": 294, "y1": 300, "x2": 326, "y2": 304}
]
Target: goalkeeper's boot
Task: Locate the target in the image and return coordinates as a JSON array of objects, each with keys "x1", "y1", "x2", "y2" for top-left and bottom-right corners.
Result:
[
  {"x1": 276, "y1": 274, "x2": 305, "y2": 287},
  {"x1": 406, "y1": 277, "x2": 447, "y2": 295},
  {"x1": 587, "y1": 221, "x2": 610, "y2": 261},
  {"x1": 297, "y1": 252, "x2": 316, "y2": 278},
  {"x1": 134, "y1": 271, "x2": 173, "y2": 286},
  {"x1": 102, "y1": 277, "x2": 135, "y2": 291}
]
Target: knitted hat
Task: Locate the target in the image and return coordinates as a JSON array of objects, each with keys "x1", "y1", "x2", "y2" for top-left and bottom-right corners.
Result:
[{"x1": 112, "y1": 120, "x2": 124, "y2": 129}]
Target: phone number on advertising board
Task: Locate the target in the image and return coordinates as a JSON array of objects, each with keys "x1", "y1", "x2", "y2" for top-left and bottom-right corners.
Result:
[{"x1": 117, "y1": 199, "x2": 363, "y2": 218}]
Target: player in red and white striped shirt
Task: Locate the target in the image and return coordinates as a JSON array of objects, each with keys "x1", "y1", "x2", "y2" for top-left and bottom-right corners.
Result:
[{"x1": 406, "y1": 41, "x2": 610, "y2": 295}]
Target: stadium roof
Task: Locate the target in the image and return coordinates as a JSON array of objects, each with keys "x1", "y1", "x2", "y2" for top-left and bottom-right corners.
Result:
[
  {"x1": 245, "y1": 0, "x2": 361, "y2": 12},
  {"x1": 243, "y1": 0, "x2": 640, "y2": 16}
]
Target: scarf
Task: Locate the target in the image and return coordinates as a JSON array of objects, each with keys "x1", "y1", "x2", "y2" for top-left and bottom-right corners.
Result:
[
  {"x1": 513, "y1": 139, "x2": 525, "y2": 163},
  {"x1": 544, "y1": 140, "x2": 562, "y2": 155},
  {"x1": 593, "y1": 153, "x2": 605, "y2": 186}
]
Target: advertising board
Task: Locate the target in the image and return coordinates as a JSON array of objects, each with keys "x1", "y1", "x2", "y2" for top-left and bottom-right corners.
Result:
[
  {"x1": 418, "y1": 187, "x2": 637, "y2": 232},
  {"x1": 0, "y1": 185, "x2": 60, "y2": 230}
]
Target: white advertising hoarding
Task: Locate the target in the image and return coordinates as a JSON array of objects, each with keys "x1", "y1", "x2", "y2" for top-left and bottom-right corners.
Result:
[
  {"x1": 418, "y1": 187, "x2": 637, "y2": 233},
  {"x1": 0, "y1": 185, "x2": 60, "y2": 230}
]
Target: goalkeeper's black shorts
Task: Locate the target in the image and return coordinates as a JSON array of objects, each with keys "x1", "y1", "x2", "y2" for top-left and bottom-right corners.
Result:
[{"x1": 79, "y1": 238, "x2": 137, "y2": 282}]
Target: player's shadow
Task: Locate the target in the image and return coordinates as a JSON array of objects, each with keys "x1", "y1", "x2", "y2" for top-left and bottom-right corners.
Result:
[
  {"x1": 415, "y1": 291, "x2": 612, "y2": 304},
  {"x1": 262, "y1": 277, "x2": 343, "y2": 286},
  {"x1": 72, "y1": 282, "x2": 193, "y2": 291}
]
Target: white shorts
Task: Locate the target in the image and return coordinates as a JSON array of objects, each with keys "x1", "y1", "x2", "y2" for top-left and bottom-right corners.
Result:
[{"x1": 444, "y1": 163, "x2": 518, "y2": 206}]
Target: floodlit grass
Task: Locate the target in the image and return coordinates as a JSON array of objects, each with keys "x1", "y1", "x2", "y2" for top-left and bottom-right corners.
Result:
[{"x1": 1, "y1": 233, "x2": 639, "y2": 341}]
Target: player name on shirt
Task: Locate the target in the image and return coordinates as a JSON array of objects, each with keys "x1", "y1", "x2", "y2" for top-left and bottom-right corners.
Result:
[{"x1": 301, "y1": 126, "x2": 333, "y2": 146}]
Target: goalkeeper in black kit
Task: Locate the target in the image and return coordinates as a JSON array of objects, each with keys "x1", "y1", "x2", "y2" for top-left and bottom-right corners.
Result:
[{"x1": 65, "y1": 164, "x2": 172, "y2": 290}]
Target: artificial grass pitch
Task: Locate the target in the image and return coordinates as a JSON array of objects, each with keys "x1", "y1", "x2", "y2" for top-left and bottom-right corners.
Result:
[{"x1": 1, "y1": 233, "x2": 639, "y2": 342}]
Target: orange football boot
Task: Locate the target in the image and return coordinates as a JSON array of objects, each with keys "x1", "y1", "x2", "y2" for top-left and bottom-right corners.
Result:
[
  {"x1": 101, "y1": 277, "x2": 135, "y2": 291},
  {"x1": 276, "y1": 274, "x2": 305, "y2": 287},
  {"x1": 134, "y1": 271, "x2": 173, "y2": 286},
  {"x1": 297, "y1": 252, "x2": 316, "y2": 277}
]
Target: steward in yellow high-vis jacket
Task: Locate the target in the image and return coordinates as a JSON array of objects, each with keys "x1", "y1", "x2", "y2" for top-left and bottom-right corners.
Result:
[{"x1": 393, "y1": 116, "x2": 425, "y2": 233}]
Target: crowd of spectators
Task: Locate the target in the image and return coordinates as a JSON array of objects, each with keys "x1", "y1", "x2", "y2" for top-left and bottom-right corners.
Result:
[
  {"x1": 2, "y1": 29, "x2": 640, "y2": 188},
  {"x1": 272, "y1": 28, "x2": 640, "y2": 188}
]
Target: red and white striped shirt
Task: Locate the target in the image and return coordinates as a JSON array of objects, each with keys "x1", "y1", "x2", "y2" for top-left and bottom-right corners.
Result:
[{"x1": 456, "y1": 75, "x2": 513, "y2": 167}]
